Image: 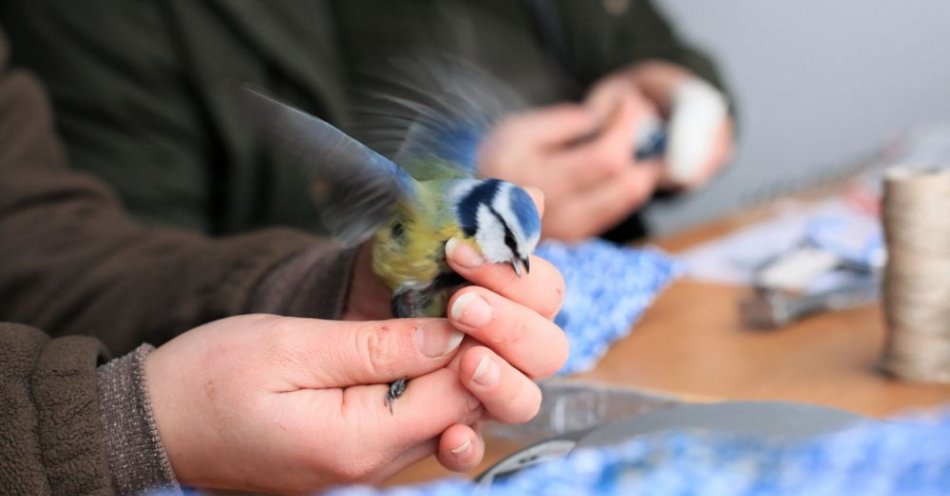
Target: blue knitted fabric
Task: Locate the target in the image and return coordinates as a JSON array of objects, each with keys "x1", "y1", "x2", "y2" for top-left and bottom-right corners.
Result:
[
  {"x1": 330, "y1": 409, "x2": 950, "y2": 496},
  {"x1": 533, "y1": 240, "x2": 679, "y2": 375}
]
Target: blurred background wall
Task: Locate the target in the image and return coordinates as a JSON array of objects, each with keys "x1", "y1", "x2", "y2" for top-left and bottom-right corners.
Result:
[{"x1": 646, "y1": 0, "x2": 950, "y2": 233}]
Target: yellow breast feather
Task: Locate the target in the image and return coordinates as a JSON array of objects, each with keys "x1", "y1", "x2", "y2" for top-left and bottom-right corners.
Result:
[{"x1": 371, "y1": 180, "x2": 472, "y2": 292}]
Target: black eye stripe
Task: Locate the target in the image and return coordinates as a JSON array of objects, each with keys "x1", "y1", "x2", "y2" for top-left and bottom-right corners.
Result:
[{"x1": 489, "y1": 207, "x2": 520, "y2": 256}]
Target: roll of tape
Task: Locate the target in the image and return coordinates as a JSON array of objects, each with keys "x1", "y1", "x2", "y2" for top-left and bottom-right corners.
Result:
[{"x1": 880, "y1": 167, "x2": 950, "y2": 383}]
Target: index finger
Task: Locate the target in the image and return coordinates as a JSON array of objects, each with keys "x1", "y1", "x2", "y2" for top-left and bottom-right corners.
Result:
[
  {"x1": 444, "y1": 238, "x2": 564, "y2": 320},
  {"x1": 282, "y1": 317, "x2": 463, "y2": 388}
]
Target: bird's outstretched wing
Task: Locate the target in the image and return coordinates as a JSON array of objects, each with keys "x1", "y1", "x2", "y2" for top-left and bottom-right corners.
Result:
[
  {"x1": 240, "y1": 86, "x2": 417, "y2": 247},
  {"x1": 349, "y1": 55, "x2": 525, "y2": 180}
]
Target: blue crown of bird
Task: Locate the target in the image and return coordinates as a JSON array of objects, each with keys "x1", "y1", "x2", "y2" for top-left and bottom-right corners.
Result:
[{"x1": 241, "y1": 62, "x2": 542, "y2": 321}]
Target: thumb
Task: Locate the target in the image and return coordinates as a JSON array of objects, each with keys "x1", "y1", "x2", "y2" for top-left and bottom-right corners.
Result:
[{"x1": 293, "y1": 318, "x2": 464, "y2": 388}]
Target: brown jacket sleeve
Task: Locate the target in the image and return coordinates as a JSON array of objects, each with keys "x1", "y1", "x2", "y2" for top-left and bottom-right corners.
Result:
[
  {"x1": 0, "y1": 322, "x2": 113, "y2": 496},
  {"x1": 1, "y1": 324, "x2": 182, "y2": 496},
  {"x1": 0, "y1": 32, "x2": 356, "y2": 355}
]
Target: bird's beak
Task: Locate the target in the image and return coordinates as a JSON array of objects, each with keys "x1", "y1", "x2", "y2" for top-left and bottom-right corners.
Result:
[{"x1": 510, "y1": 257, "x2": 530, "y2": 278}]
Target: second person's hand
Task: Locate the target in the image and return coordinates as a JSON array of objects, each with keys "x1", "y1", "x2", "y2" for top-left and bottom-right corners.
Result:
[{"x1": 479, "y1": 94, "x2": 663, "y2": 241}]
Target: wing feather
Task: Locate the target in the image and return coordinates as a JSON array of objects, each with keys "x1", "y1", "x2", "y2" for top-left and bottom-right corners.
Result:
[
  {"x1": 349, "y1": 56, "x2": 525, "y2": 180},
  {"x1": 239, "y1": 86, "x2": 416, "y2": 247}
]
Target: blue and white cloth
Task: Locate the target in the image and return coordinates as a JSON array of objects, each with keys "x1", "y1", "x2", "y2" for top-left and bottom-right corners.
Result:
[
  {"x1": 534, "y1": 240, "x2": 680, "y2": 375},
  {"x1": 331, "y1": 409, "x2": 950, "y2": 496}
]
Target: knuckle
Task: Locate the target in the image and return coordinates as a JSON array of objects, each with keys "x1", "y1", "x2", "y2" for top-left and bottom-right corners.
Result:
[
  {"x1": 355, "y1": 322, "x2": 408, "y2": 378},
  {"x1": 469, "y1": 395, "x2": 484, "y2": 416},
  {"x1": 461, "y1": 396, "x2": 485, "y2": 425}
]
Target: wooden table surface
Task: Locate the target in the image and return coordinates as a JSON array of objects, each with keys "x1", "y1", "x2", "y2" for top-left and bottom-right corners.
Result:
[{"x1": 385, "y1": 202, "x2": 950, "y2": 487}]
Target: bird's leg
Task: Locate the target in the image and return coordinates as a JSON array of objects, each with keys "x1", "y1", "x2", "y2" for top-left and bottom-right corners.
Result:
[
  {"x1": 385, "y1": 275, "x2": 467, "y2": 413},
  {"x1": 385, "y1": 377, "x2": 409, "y2": 414},
  {"x1": 391, "y1": 286, "x2": 429, "y2": 319},
  {"x1": 386, "y1": 286, "x2": 430, "y2": 414}
]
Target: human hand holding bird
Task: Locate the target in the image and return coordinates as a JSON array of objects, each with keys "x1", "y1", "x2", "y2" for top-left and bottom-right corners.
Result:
[
  {"x1": 154, "y1": 77, "x2": 566, "y2": 489},
  {"x1": 240, "y1": 59, "x2": 564, "y2": 427},
  {"x1": 145, "y1": 230, "x2": 566, "y2": 492}
]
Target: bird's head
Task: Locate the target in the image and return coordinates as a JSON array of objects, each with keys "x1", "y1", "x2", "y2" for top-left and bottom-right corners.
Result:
[{"x1": 453, "y1": 179, "x2": 541, "y2": 276}]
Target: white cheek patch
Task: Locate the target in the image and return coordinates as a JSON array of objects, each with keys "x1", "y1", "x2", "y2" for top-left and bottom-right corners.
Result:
[
  {"x1": 475, "y1": 204, "x2": 511, "y2": 264},
  {"x1": 489, "y1": 182, "x2": 541, "y2": 259}
]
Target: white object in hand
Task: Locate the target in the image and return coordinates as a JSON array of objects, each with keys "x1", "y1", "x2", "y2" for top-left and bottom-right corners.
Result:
[{"x1": 666, "y1": 78, "x2": 728, "y2": 185}]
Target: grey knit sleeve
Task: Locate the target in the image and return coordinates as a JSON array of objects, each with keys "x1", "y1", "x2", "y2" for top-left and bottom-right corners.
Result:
[{"x1": 97, "y1": 344, "x2": 182, "y2": 496}]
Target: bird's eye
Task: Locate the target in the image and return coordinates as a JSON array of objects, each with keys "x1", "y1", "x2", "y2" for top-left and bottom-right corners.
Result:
[
  {"x1": 489, "y1": 207, "x2": 520, "y2": 256},
  {"x1": 391, "y1": 221, "x2": 405, "y2": 241},
  {"x1": 503, "y1": 230, "x2": 518, "y2": 254}
]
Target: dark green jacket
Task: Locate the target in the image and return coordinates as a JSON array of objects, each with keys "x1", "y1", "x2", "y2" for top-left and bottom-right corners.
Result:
[{"x1": 1, "y1": 0, "x2": 726, "y2": 237}]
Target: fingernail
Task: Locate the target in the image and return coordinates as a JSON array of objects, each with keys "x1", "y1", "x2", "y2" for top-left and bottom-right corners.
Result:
[
  {"x1": 471, "y1": 355, "x2": 500, "y2": 387},
  {"x1": 446, "y1": 238, "x2": 483, "y2": 269},
  {"x1": 450, "y1": 438, "x2": 472, "y2": 457},
  {"x1": 450, "y1": 293, "x2": 493, "y2": 329},
  {"x1": 415, "y1": 324, "x2": 464, "y2": 358}
]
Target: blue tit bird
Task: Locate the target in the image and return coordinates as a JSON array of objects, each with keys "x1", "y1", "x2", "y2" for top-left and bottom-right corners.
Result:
[{"x1": 240, "y1": 60, "x2": 541, "y2": 411}]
